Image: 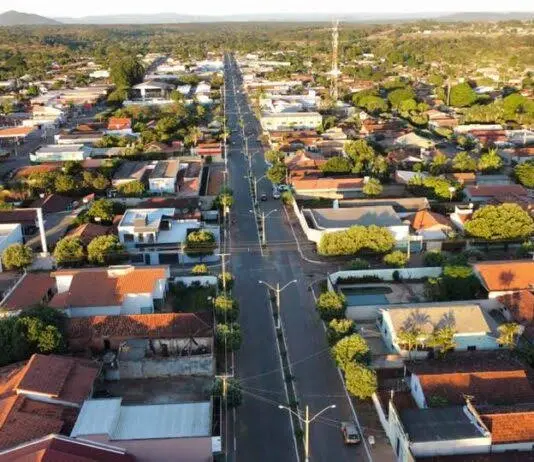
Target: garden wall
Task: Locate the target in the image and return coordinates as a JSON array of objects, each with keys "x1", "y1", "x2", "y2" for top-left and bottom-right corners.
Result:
[
  {"x1": 174, "y1": 275, "x2": 218, "y2": 287},
  {"x1": 329, "y1": 267, "x2": 443, "y2": 286}
]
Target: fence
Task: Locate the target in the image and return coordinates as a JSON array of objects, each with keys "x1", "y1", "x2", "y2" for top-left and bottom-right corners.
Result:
[
  {"x1": 329, "y1": 267, "x2": 443, "y2": 286},
  {"x1": 174, "y1": 275, "x2": 218, "y2": 287}
]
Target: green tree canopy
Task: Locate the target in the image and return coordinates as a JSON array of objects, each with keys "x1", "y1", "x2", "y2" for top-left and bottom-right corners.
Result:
[
  {"x1": 452, "y1": 151, "x2": 477, "y2": 172},
  {"x1": 465, "y1": 203, "x2": 534, "y2": 241},
  {"x1": 2, "y1": 243, "x2": 33, "y2": 270},
  {"x1": 214, "y1": 295, "x2": 239, "y2": 322},
  {"x1": 316, "y1": 291, "x2": 346, "y2": 321},
  {"x1": 331, "y1": 334, "x2": 369, "y2": 371},
  {"x1": 53, "y1": 237, "x2": 85, "y2": 267},
  {"x1": 320, "y1": 156, "x2": 352, "y2": 175},
  {"x1": 478, "y1": 149, "x2": 503, "y2": 172},
  {"x1": 87, "y1": 235, "x2": 124, "y2": 265},
  {"x1": 449, "y1": 82, "x2": 477, "y2": 107},
  {"x1": 215, "y1": 323, "x2": 242, "y2": 351},
  {"x1": 383, "y1": 250, "x2": 409, "y2": 268},
  {"x1": 117, "y1": 180, "x2": 145, "y2": 197},
  {"x1": 344, "y1": 363, "x2": 377, "y2": 399},
  {"x1": 265, "y1": 150, "x2": 285, "y2": 164},
  {"x1": 362, "y1": 178, "x2": 383, "y2": 197},
  {"x1": 110, "y1": 56, "x2": 144, "y2": 90},
  {"x1": 318, "y1": 225, "x2": 395, "y2": 256},
  {"x1": 387, "y1": 87, "x2": 416, "y2": 109},
  {"x1": 266, "y1": 163, "x2": 288, "y2": 185},
  {"x1": 86, "y1": 199, "x2": 114, "y2": 223},
  {"x1": 515, "y1": 160, "x2": 534, "y2": 188},
  {"x1": 327, "y1": 318, "x2": 356, "y2": 346}
]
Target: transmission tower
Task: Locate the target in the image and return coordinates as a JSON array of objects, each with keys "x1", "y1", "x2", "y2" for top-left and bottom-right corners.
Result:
[{"x1": 330, "y1": 19, "x2": 341, "y2": 101}]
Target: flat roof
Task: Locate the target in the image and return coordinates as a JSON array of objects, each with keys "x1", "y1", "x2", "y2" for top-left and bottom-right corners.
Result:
[
  {"x1": 262, "y1": 111, "x2": 321, "y2": 118},
  {"x1": 150, "y1": 160, "x2": 180, "y2": 179},
  {"x1": 72, "y1": 399, "x2": 211, "y2": 440},
  {"x1": 340, "y1": 197, "x2": 430, "y2": 213},
  {"x1": 35, "y1": 144, "x2": 86, "y2": 153},
  {"x1": 112, "y1": 161, "x2": 149, "y2": 180},
  {"x1": 309, "y1": 205, "x2": 402, "y2": 229},
  {"x1": 120, "y1": 208, "x2": 175, "y2": 227},
  {"x1": 400, "y1": 407, "x2": 485, "y2": 442}
]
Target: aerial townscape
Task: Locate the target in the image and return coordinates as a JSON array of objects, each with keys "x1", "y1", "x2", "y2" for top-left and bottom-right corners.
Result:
[{"x1": 0, "y1": 4, "x2": 532, "y2": 462}]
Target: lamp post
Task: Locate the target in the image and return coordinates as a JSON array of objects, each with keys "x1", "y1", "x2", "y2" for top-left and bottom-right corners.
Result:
[
  {"x1": 245, "y1": 174, "x2": 266, "y2": 203},
  {"x1": 258, "y1": 279, "x2": 297, "y2": 329},
  {"x1": 278, "y1": 404, "x2": 336, "y2": 462},
  {"x1": 260, "y1": 209, "x2": 278, "y2": 246}
]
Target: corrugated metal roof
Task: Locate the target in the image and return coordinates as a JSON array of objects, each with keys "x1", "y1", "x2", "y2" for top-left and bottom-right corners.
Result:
[
  {"x1": 112, "y1": 402, "x2": 211, "y2": 440},
  {"x1": 71, "y1": 398, "x2": 122, "y2": 437}
]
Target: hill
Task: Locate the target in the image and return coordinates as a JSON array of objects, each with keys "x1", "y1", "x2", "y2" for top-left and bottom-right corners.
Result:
[{"x1": 0, "y1": 10, "x2": 61, "y2": 26}]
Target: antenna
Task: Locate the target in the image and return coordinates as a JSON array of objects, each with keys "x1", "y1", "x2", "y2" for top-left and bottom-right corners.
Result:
[{"x1": 330, "y1": 19, "x2": 341, "y2": 101}]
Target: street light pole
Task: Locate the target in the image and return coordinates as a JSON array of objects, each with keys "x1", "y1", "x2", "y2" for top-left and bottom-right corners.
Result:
[
  {"x1": 278, "y1": 404, "x2": 336, "y2": 462},
  {"x1": 260, "y1": 209, "x2": 278, "y2": 246},
  {"x1": 258, "y1": 279, "x2": 297, "y2": 329}
]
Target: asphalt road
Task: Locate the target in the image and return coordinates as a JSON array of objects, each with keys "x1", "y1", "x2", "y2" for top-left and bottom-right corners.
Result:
[{"x1": 224, "y1": 54, "x2": 373, "y2": 462}]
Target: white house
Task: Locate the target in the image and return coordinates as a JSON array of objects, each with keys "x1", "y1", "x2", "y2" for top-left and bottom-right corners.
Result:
[
  {"x1": 30, "y1": 144, "x2": 92, "y2": 163},
  {"x1": 378, "y1": 302, "x2": 500, "y2": 357},
  {"x1": 118, "y1": 208, "x2": 220, "y2": 265},
  {"x1": 49, "y1": 265, "x2": 170, "y2": 317},
  {"x1": 148, "y1": 160, "x2": 180, "y2": 194},
  {"x1": 406, "y1": 210, "x2": 453, "y2": 250},
  {"x1": 260, "y1": 111, "x2": 322, "y2": 131},
  {"x1": 0, "y1": 223, "x2": 23, "y2": 272}
]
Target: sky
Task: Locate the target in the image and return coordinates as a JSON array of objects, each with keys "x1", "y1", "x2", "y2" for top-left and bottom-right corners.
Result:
[{"x1": 6, "y1": 0, "x2": 534, "y2": 18}]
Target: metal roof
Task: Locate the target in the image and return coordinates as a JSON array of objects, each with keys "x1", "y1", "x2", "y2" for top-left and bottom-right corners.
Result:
[
  {"x1": 309, "y1": 205, "x2": 402, "y2": 229},
  {"x1": 71, "y1": 399, "x2": 211, "y2": 440}
]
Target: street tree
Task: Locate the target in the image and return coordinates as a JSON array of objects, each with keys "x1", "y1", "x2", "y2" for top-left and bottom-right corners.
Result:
[
  {"x1": 331, "y1": 334, "x2": 369, "y2": 370},
  {"x1": 327, "y1": 319, "x2": 356, "y2": 346},
  {"x1": 2, "y1": 244, "x2": 33, "y2": 270},
  {"x1": 212, "y1": 377, "x2": 242, "y2": 408},
  {"x1": 465, "y1": 203, "x2": 534, "y2": 241},
  {"x1": 86, "y1": 199, "x2": 114, "y2": 223},
  {"x1": 214, "y1": 295, "x2": 239, "y2": 322},
  {"x1": 344, "y1": 363, "x2": 377, "y2": 399},
  {"x1": 215, "y1": 323, "x2": 242, "y2": 351},
  {"x1": 265, "y1": 150, "x2": 285, "y2": 164},
  {"x1": 316, "y1": 291, "x2": 347, "y2": 321},
  {"x1": 266, "y1": 163, "x2": 288, "y2": 185}
]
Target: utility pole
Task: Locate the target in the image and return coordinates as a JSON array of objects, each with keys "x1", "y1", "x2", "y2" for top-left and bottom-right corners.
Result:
[
  {"x1": 278, "y1": 404, "x2": 336, "y2": 462},
  {"x1": 260, "y1": 209, "x2": 278, "y2": 246},
  {"x1": 330, "y1": 20, "x2": 341, "y2": 102},
  {"x1": 219, "y1": 253, "x2": 230, "y2": 293},
  {"x1": 258, "y1": 279, "x2": 297, "y2": 329}
]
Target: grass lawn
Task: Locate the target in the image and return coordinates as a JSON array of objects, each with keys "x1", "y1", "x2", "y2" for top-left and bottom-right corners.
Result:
[{"x1": 171, "y1": 284, "x2": 217, "y2": 313}]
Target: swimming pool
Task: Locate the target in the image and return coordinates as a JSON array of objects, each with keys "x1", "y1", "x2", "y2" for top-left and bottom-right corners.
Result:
[{"x1": 341, "y1": 286, "x2": 392, "y2": 306}]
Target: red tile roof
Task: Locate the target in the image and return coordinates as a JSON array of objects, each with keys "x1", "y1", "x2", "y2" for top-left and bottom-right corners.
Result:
[
  {"x1": 49, "y1": 267, "x2": 168, "y2": 309},
  {"x1": 408, "y1": 210, "x2": 452, "y2": 230},
  {"x1": 1, "y1": 273, "x2": 56, "y2": 312},
  {"x1": 16, "y1": 354, "x2": 99, "y2": 404},
  {"x1": 284, "y1": 151, "x2": 326, "y2": 171},
  {"x1": 30, "y1": 195, "x2": 73, "y2": 214},
  {"x1": 0, "y1": 434, "x2": 135, "y2": 461},
  {"x1": 465, "y1": 185, "x2": 528, "y2": 198},
  {"x1": 291, "y1": 176, "x2": 364, "y2": 192},
  {"x1": 498, "y1": 291, "x2": 534, "y2": 340},
  {"x1": 107, "y1": 117, "x2": 131, "y2": 131},
  {"x1": 66, "y1": 223, "x2": 111, "y2": 246},
  {"x1": 67, "y1": 312, "x2": 213, "y2": 341},
  {"x1": 474, "y1": 261, "x2": 534, "y2": 292},
  {"x1": 417, "y1": 453, "x2": 534, "y2": 462},
  {"x1": 481, "y1": 405, "x2": 534, "y2": 444},
  {"x1": 0, "y1": 126, "x2": 35, "y2": 138},
  {"x1": 14, "y1": 164, "x2": 60, "y2": 179},
  {"x1": 0, "y1": 210, "x2": 37, "y2": 226}
]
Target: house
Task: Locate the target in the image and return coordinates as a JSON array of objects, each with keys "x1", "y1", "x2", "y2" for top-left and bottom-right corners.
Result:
[
  {"x1": 67, "y1": 312, "x2": 213, "y2": 355},
  {"x1": 71, "y1": 399, "x2": 213, "y2": 462},
  {"x1": 0, "y1": 272, "x2": 56, "y2": 314},
  {"x1": 450, "y1": 204, "x2": 474, "y2": 232},
  {"x1": 148, "y1": 160, "x2": 180, "y2": 194},
  {"x1": 0, "y1": 434, "x2": 135, "y2": 461},
  {"x1": 291, "y1": 175, "x2": 365, "y2": 199},
  {"x1": 0, "y1": 223, "x2": 23, "y2": 271},
  {"x1": 284, "y1": 151, "x2": 326, "y2": 174},
  {"x1": 66, "y1": 223, "x2": 112, "y2": 246},
  {"x1": 377, "y1": 302, "x2": 500, "y2": 357},
  {"x1": 192, "y1": 142, "x2": 223, "y2": 159},
  {"x1": 0, "y1": 208, "x2": 47, "y2": 252},
  {"x1": 260, "y1": 111, "x2": 322, "y2": 131},
  {"x1": 473, "y1": 261, "x2": 534, "y2": 298},
  {"x1": 106, "y1": 117, "x2": 133, "y2": 136},
  {"x1": 406, "y1": 210, "x2": 453, "y2": 250},
  {"x1": 131, "y1": 81, "x2": 174, "y2": 100},
  {"x1": 407, "y1": 351, "x2": 534, "y2": 408},
  {"x1": 338, "y1": 197, "x2": 430, "y2": 215},
  {"x1": 48, "y1": 265, "x2": 170, "y2": 317},
  {"x1": 394, "y1": 132, "x2": 435, "y2": 150},
  {"x1": 394, "y1": 170, "x2": 428, "y2": 185},
  {"x1": 30, "y1": 194, "x2": 74, "y2": 214},
  {"x1": 30, "y1": 144, "x2": 92, "y2": 163},
  {"x1": 117, "y1": 208, "x2": 220, "y2": 265},
  {"x1": 112, "y1": 161, "x2": 150, "y2": 188},
  {"x1": 55, "y1": 127, "x2": 104, "y2": 145},
  {"x1": 300, "y1": 205, "x2": 409, "y2": 245},
  {"x1": 464, "y1": 185, "x2": 529, "y2": 203},
  {"x1": 0, "y1": 354, "x2": 100, "y2": 449},
  {"x1": 427, "y1": 109, "x2": 458, "y2": 129}
]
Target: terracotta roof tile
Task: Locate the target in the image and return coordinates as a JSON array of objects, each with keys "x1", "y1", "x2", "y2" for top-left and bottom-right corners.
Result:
[
  {"x1": 14, "y1": 164, "x2": 60, "y2": 179},
  {"x1": 1, "y1": 273, "x2": 56, "y2": 312},
  {"x1": 0, "y1": 209, "x2": 37, "y2": 226},
  {"x1": 67, "y1": 312, "x2": 213, "y2": 341},
  {"x1": 66, "y1": 223, "x2": 111, "y2": 246},
  {"x1": 474, "y1": 261, "x2": 534, "y2": 292},
  {"x1": 0, "y1": 127, "x2": 35, "y2": 138},
  {"x1": 480, "y1": 404, "x2": 534, "y2": 443},
  {"x1": 408, "y1": 210, "x2": 452, "y2": 230},
  {"x1": 466, "y1": 185, "x2": 528, "y2": 198},
  {"x1": 417, "y1": 453, "x2": 534, "y2": 462},
  {"x1": 107, "y1": 117, "x2": 131, "y2": 131},
  {"x1": 291, "y1": 176, "x2": 364, "y2": 191}
]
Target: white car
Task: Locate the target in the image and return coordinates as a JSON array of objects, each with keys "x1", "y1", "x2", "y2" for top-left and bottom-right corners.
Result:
[
  {"x1": 277, "y1": 184, "x2": 291, "y2": 192},
  {"x1": 272, "y1": 188, "x2": 281, "y2": 199}
]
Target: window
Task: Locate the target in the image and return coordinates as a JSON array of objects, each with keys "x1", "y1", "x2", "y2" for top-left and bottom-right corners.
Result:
[
  {"x1": 138, "y1": 234, "x2": 144, "y2": 243},
  {"x1": 123, "y1": 233, "x2": 134, "y2": 242},
  {"x1": 467, "y1": 346, "x2": 476, "y2": 351}
]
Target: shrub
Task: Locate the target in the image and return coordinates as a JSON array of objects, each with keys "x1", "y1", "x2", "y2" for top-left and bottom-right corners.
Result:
[
  {"x1": 117, "y1": 180, "x2": 145, "y2": 197},
  {"x1": 87, "y1": 235, "x2": 124, "y2": 265},
  {"x1": 218, "y1": 272, "x2": 234, "y2": 291},
  {"x1": 331, "y1": 334, "x2": 369, "y2": 370},
  {"x1": 214, "y1": 295, "x2": 239, "y2": 322},
  {"x1": 53, "y1": 237, "x2": 85, "y2": 267},
  {"x1": 192, "y1": 264, "x2": 209, "y2": 275},
  {"x1": 281, "y1": 191, "x2": 294, "y2": 205},
  {"x1": 383, "y1": 250, "x2": 409, "y2": 268},
  {"x1": 424, "y1": 250, "x2": 446, "y2": 267},
  {"x1": 327, "y1": 319, "x2": 356, "y2": 345},
  {"x1": 348, "y1": 258, "x2": 370, "y2": 270},
  {"x1": 212, "y1": 377, "x2": 242, "y2": 408},
  {"x1": 316, "y1": 291, "x2": 346, "y2": 321},
  {"x1": 318, "y1": 225, "x2": 395, "y2": 256}
]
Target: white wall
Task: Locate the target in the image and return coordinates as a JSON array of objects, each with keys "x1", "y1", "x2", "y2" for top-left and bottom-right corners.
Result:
[
  {"x1": 152, "y1": 279, "x2": 167, "y2": 300},
  {"x1": 409, "y1": 374, "x2": 426, "y2": 408},
  {"x1": 331, "y1": 267, "x2": 443, "y2": 285},
  {"x1": 174, "y1": 275, "x2": 218, "y2": 287},
  {"x1": 122, "y1": 293, "x2": 154, "y2": 314},
  {"x1": 410, "y1": 438, "x2": 491, "y2": 458},
  {"x1": 55, "y1": 274, "x2": 74, "y2": 293},
  {"x1": 0, "y1": 224, "x2": 23, "y2": 272},
  {"x1": 149, "y1": 177, "x2": 176, "y2": 194}
]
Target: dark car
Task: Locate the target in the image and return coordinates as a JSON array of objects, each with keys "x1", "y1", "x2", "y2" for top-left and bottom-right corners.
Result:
[{"x1": 260, "y1": 193, "x2": 268, "y2": 201}]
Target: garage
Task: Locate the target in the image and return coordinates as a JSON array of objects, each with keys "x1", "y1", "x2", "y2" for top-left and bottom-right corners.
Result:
[{"x1": 158, "y1": 252, "x2": 179, "y2": 264}]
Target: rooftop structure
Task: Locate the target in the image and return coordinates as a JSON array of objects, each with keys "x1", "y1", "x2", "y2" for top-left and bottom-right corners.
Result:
[{"x1": 308, "y1": 205, "x2": 402, "y2": 229}]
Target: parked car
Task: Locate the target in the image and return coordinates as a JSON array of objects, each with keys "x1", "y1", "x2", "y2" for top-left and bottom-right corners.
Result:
[
  {"x1": 272, "y1": 188, "x2": 281, "y2": 199},
  {"x1": 341, "y1": 421, "x2": 361, "y2": 445},
  {"x1": 278, "y1": 184, "x2": 291, "y2": 192},
  {"x1": 260, "y1": 193, "x2": 268, "y2": 201}
]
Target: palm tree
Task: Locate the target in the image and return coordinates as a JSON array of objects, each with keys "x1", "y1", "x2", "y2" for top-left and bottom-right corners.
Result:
[
  {"x1": 396, "y1": 329, "x2": 421, "y2": 359},
  {"x1": 497, "y1": 322, "x2": 522, "y2": 350},
  {"x1": 427, "y1": 327, "x2": 456, "y2": 358},
  {"x1": 186, "y1": 126, "x2": 202, "y2": 147}
]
